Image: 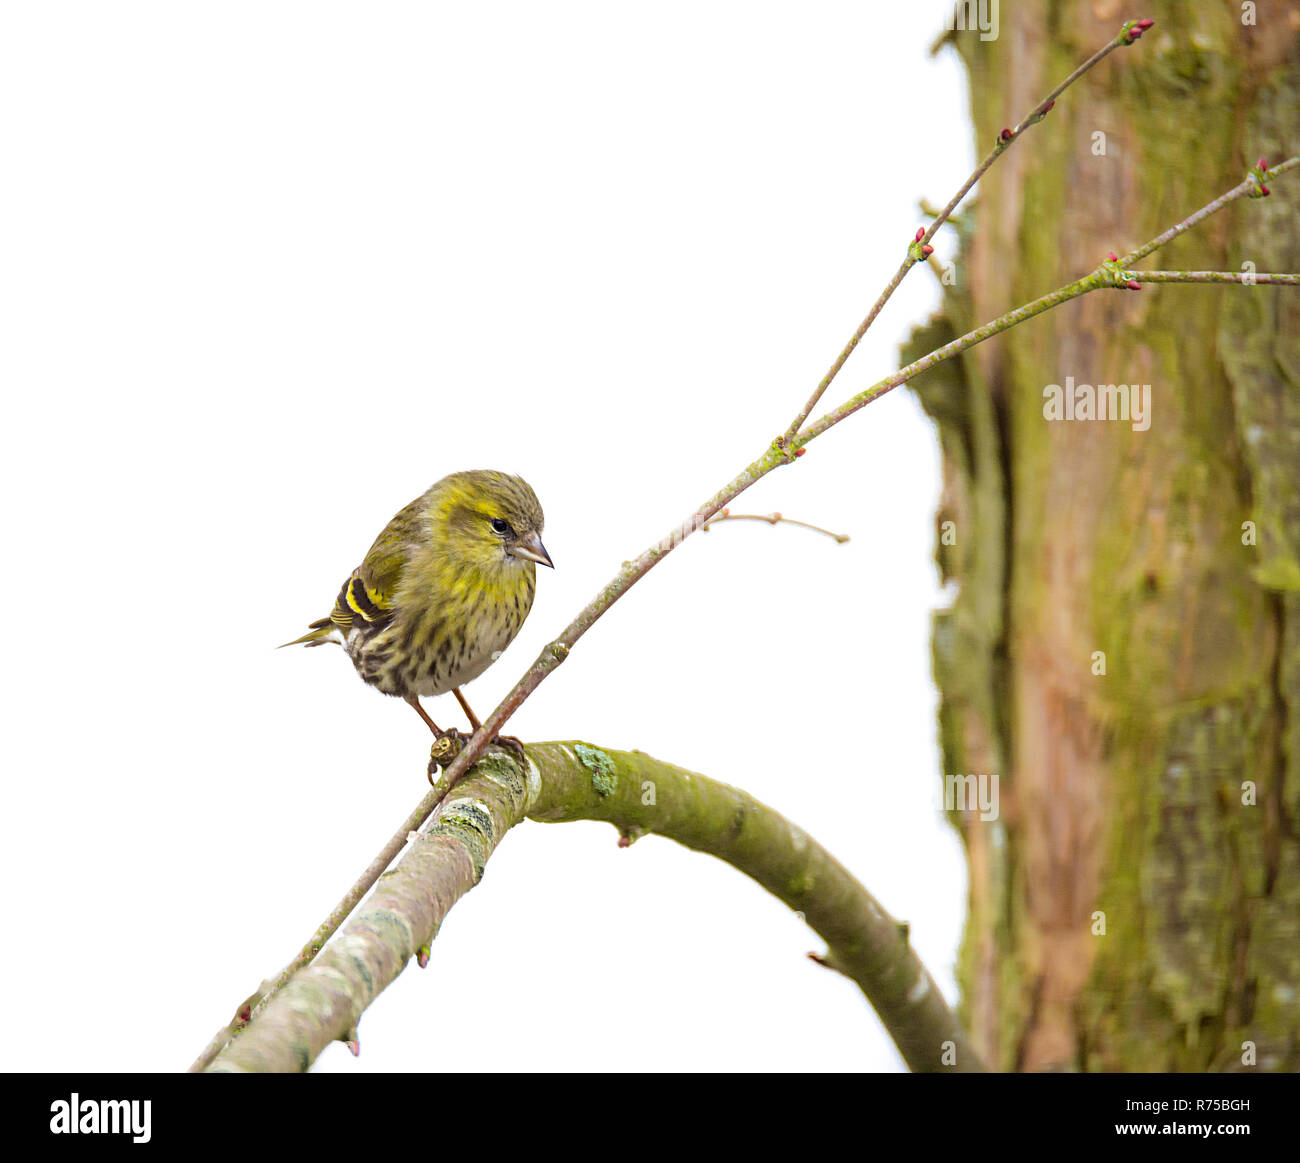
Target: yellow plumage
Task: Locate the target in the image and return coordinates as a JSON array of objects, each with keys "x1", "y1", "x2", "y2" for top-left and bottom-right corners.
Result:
[{"x1": 283, "y1": 470, "x2": 551, "y2": 735}]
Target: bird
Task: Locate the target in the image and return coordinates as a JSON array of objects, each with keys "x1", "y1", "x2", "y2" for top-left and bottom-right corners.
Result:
[{"x1": 282, "y1": 470, "x2": 552, "y2": 738}]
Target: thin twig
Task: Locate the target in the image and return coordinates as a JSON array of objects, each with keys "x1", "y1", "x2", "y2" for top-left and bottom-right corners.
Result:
[
  {"x1": 702, "y1": 508, "x2": 851, "y2": 543},
  {"x1": 778, "y1": 18, "x2": 1155, "y2": 446},
  {"x1": 802, "y1": 157, "x2": 1300, "y2": 440},
  {"x1": 1126, "y1": 271, "x2": 1297, "y2": 286},
  {"x1": 190, "y1": 138, "x2": 1299, "y2": 1072},
  {"x1": 188, "y1": 789, "x2": 444, "y2": 1072},
  {"x1": 1118, "y1": 157, "x2": 1297, "y2": 267}
]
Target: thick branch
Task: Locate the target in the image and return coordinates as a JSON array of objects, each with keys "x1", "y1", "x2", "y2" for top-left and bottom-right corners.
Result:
[
  {"x1": 205, "y1": 744, "x2": 983, "y2": 1073},
  {"x1": 526, "y1": 744, "x2": 980, "y2": 1072}
]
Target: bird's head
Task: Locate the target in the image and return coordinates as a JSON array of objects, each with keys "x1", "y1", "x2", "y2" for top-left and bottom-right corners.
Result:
[{"x1": 434, "y1": 470, "x2": 552, "y2": 578}]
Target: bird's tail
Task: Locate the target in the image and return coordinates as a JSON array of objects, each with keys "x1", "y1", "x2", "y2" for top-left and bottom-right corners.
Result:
[{"x1": 278, "y1": 617, "x2": 339, "y2": 649}]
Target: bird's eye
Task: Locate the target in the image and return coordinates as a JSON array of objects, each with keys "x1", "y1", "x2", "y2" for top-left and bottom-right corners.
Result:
[{"x1": 490, "y1": 517, "x2": 511, "y2": 535}]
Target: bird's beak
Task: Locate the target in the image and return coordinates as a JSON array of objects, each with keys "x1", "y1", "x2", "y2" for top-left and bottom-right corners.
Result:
[{"x1": 510, "y1": 531, "x2": 554, "y2": 568}]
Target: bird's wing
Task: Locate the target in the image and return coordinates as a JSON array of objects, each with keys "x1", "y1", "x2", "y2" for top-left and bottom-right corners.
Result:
[{"x1": 329, "y1": 495, "x2": 425, "y2": 632}]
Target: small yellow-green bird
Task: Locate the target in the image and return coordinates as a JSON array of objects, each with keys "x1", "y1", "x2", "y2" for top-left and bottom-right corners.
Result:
[{"x1": 283, "y1": 470, "x2": 552, "y2": 736}]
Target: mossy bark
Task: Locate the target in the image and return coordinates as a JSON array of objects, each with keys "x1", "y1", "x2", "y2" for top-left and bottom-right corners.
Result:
[
  {"x1": 208, "y1": 742, "x2": 980, "y2": 1072},
  {"x1": 910, "y1": 0, "x2": 1299, "y2": 1070}
]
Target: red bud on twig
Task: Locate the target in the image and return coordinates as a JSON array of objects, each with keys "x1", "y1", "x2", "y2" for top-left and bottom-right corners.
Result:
[
  {"x1": 1123, "y1": 18, "x2": 1154, "y2": 44},
  {"x1": 1127, "y1": 280, "x2": 1141, "y2": 290},
  {"x1": 1260, "y1": 185, "x2": 1270, "y2": 197},
  {"x1": 794, "y1": 448, "x2": 806, "y2": 458},
  {"x1": 1258, "y1": 158, "x2": 1268, "y2": 172},
  {"x1": 1000, "y1": 128, "x2": 1013, "y2": 142},
  {"x1": 1107, "y1": 252, "x2": 1117, "y2": 262},
  {"x1": 915, "y1": 228, "x2": 925, "y2": 242},
  {"x1": 921, "y1": 244, "x2": 934, "y2": 257}
]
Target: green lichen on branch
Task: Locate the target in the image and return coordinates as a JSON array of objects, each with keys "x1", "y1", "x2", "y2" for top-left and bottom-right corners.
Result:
[
  {"x1": 205, "y1": 743, "x2": 982, "y2": 1074},
  {"x1": 573, "y1": 743, "x2": 618, "y2": 797}
]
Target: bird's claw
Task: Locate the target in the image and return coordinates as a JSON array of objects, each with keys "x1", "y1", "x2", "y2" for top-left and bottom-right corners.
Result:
[
  {"x1": 426, "y1": 730, "x2": 529, "y2": 785},
  {"x1": 427, "y1": 728, "x2": 470, "y2": 780},
  {"x1": 490, "y1": 734, "x2": 529, "y2": 770}
]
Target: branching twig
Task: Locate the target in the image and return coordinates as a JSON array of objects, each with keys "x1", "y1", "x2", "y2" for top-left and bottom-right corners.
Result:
[
  {"x1": 778, "y1": 18, "x2": 1156, "y2": 445},
  {"x1": 1117, "y1": 157, "x2": 1295, "y2": 267},
  {"x1": 702, "y1": 508, "x2": 851, "y2": 543},
  {"x1": 190, "y1": 47, "x2": 1299, "y2": 1070},
  {"x1": 800, "y1": 157, "x2": 1299, "y2": 440},
  {"x1": 205, "y1": 744, "x2": 984, "y2": 1073},
  {"x1": 193, "y1": 153, "x2": 1299, "y2": 1075}
]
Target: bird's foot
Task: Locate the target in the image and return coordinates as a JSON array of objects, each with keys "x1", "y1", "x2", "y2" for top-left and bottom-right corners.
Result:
[
  {"x1": 427, "y1": 728, "x2": 471, "y2": 783},
  {"x1": 490, "y1": 734, "x2": 529, "y2": 770},
  {"x1": 426, "y1": 729, "x2": 530, "y2": 787}
]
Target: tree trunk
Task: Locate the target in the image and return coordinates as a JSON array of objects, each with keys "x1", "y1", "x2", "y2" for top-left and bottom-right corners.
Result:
[{"x1": 911, "y1": 0, "x2": 1300, "y2": 1071}]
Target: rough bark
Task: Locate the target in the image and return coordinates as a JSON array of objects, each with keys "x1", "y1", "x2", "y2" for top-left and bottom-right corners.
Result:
[{"x1": 912, "y1": 0, "x2": 1299, "y2": 1070}]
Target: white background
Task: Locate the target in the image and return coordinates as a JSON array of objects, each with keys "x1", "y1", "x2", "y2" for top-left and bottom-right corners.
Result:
[{"x1": 1, "y1": 2, "x2": 975, "y2": 1072}]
